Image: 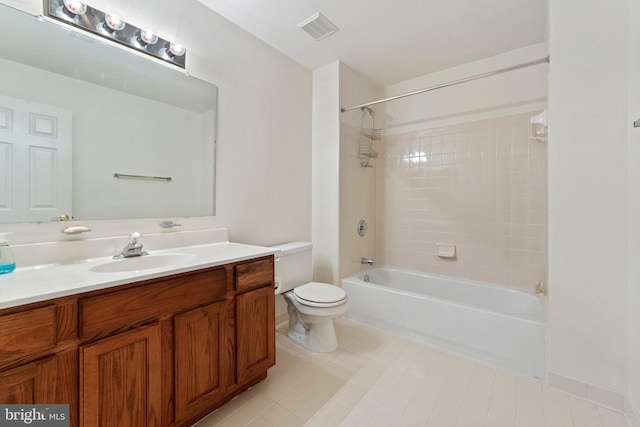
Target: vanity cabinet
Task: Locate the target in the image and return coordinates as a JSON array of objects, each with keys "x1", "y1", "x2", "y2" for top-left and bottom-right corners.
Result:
[
  {"x1": 80, "y1": 324, "x2": 163, "y2": 426},
  {"x1": 236, "y1": 286, "x2": 275, "y2": 384},
  {"x1": 0, "y1": 305, "x2": 59, "y2": 404},
  {"x1": 0, "y1": 356, "x2": 58, "y2": 404},
  {"x1": 235, "y1": 258, "x2": 276, "y2": 385},
  {"x1": 0, "y1": 255, "x2": 275, "y2": 427},
  {"x1": 174, "y1": 301, "x2": 229, "y2": 424},
  {"x1": 0, "y1": 301, "x2": 78, "y2": 412}
]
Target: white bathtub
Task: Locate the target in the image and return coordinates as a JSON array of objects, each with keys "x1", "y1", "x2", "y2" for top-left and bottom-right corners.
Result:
[{"x1": 342, "y1": 268, "x2": 547, "y2": 379}]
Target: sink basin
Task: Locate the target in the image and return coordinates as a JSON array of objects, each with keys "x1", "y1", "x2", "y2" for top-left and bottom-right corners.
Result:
[{"x1": 90, "y1": 254, "x2": 196, "y2": 273}]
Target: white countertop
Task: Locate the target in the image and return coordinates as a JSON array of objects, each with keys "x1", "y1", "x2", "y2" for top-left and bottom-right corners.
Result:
[{"x1": 0, "y1": 242, "x2": 277, "y2": 310}]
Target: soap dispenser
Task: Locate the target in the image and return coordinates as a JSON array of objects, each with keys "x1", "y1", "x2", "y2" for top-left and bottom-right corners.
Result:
[{"x1": 0, "y1": 233, "x2": 16, "y2": 274}]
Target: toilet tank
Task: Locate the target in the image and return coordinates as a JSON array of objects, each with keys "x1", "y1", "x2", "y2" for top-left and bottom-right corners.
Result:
[{"x1": 271, "y1": 242, "x2": 313, "y2": 295}]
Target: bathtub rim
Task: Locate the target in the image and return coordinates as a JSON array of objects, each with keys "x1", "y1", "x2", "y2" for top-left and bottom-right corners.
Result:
[{"x1": 342, "y1": 266, "x2": 548, "y2": 324}]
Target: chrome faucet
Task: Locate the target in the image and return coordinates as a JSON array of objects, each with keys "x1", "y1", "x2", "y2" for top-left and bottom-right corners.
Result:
[
  {"x1": 113, "y1": 232, "x2": 148, "y2": 259},
  {"x1": 361, "y1": 257, "x2": 375, "y2": 266}
]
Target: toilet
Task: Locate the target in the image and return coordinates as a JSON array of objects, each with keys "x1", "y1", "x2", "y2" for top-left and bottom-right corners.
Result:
[{"x1": 273, "y1": 242, "x2": 348, "y2": 352}]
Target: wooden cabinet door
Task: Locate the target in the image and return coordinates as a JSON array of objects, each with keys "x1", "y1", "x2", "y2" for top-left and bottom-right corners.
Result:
[
  {"x1": 174, "y1": 301, "x2": 228, "y2": 424},
  {"x1": 80, "y1": 324, "x2": 162, "y2": 427},
  {"x1": 236, "y1": 286, "x2": 275, "y2": 385},
  {"x1": 0, "y1": 356, "x2": 57, "y2": 404}
]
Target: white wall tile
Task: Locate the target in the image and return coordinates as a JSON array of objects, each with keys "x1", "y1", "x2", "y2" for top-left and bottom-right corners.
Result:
[{"x1": 376, "y1": 112, "x2": 547, "y2": 290}]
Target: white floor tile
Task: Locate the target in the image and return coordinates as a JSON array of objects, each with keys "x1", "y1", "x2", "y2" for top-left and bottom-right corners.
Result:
[{"x1": 195, "y1": 318, "x2": 630, "y2": 427}]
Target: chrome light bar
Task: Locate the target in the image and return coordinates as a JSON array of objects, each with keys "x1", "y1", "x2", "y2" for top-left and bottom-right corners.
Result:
[{"x1": 44, "y1": 0, "x2": 186, "y2": 68}]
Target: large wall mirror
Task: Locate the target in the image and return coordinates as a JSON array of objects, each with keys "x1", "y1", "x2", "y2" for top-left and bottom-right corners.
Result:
[{"x1": 0, "y1": 3, "x2": 217, "y2": 223}]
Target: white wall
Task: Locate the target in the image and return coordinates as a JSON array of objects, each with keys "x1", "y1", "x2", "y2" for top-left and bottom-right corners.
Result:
[
  {"x1": 548, "y1": 0, "x2": 628, "y2": 401},
  {"x1": 312, "y1": 63, "x2": 379, "y2": 284},
  {"x1": 628, "y1": 0, "x2": 640, "y2": 421},
  {"x1": 0, "y1": 0, "x2": 312, "y2": 247},
  {"x1": 312, "y1": 62, "x2": 340, "y2": 284}
]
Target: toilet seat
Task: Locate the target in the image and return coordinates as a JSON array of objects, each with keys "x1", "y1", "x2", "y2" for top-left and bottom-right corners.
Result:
[{"x1": 292, "y1": 282, "x2": 347, "y2": 308}]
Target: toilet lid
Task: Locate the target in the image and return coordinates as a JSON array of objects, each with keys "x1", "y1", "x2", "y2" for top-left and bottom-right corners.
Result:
[{"x1": 293, "y1": 282, "x2": 347, "y2": 307}]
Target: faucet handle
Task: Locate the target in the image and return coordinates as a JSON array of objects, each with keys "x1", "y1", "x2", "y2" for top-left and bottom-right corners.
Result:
[{"x1": 129, "y1": 232, "x2": 142, "y2": 243}]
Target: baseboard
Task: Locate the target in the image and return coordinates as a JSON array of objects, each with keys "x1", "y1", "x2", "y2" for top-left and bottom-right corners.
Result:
[
  {"x1": 275, "y1": 312, "x2": 288, "y2": 327},
  {"x1": 548, "y1": 372, "x2": 625, "y2": 412},
  {"x1": 626, "y1": 397, "x2": 640, "y2": 427}
]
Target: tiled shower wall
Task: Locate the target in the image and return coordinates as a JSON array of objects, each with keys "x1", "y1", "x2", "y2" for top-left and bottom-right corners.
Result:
[{"x1": 376, "y1": 112, "x2": 547, "y2": 290}]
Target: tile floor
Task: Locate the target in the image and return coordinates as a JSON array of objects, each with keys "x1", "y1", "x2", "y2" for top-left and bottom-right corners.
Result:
[{"x1": 195, "y1": 318, "x2": 629, "y2": 427}]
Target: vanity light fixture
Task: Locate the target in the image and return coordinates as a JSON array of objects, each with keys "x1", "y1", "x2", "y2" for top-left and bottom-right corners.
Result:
[
  {"x1": 164, "y1": 42, "x2": 186, "y2": 58},
  {"x1": 135, "y1": 29, "x2": 158, "y2": 47},
  {"x1": 60, "y1": 0, "x2": 86, "y2": 18},
  {"x1": 44, "y1": 0, "x2": 186, "y2": 68},
  {"x1": 103, "y1": 12, "x2": 125, "y2": 32}
]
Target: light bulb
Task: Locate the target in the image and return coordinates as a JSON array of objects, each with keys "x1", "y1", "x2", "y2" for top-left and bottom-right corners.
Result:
[
  {"x1": 169, "y1": 42, "x2": 186, "y2": 57},
  {"x1": 140, "y1": 29, "x2": 158, "y2": 45},
  {"x1": 62, "y1": 0, "x2": 87, "y2": 16},
  {"x1": 105, "y1": 12, "x2": 125, "y2": 31}
]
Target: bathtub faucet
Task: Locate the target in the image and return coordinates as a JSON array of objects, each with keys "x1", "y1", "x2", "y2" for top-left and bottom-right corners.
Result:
[{"x1": 361, "y1": 258, "x2": 375, "y2": 266}]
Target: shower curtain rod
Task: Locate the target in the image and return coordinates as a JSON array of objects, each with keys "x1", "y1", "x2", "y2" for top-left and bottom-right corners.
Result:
[{"x1": 340, "y1": 56, "x2": 550, "y2": 113}]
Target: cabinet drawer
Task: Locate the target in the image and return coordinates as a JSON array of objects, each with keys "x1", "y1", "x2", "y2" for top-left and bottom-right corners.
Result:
[
  {"x1": 80, "y1": 268, "x2": 227, "y2": 339},
  {"x1": 0, "y1": 306, "x2": 57, "y2": 365},
  {"x1": 235, "y1": 258, "x2": 273, "y2": 293}
]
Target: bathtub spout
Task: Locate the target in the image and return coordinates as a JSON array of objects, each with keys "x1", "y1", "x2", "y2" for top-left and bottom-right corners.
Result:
[{"x1": 361, "y1": 258, "x2": 375, "y2": 266}]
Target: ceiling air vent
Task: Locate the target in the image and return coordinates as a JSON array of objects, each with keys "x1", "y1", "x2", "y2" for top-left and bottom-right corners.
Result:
[{"x1": 297, "y1": 12, "x2": 339, "y2": 41}]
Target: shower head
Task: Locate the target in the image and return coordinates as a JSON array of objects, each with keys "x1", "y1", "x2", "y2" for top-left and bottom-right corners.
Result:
[{"x1": 361, "y1": 106, "x2": 375, "y2": 117}]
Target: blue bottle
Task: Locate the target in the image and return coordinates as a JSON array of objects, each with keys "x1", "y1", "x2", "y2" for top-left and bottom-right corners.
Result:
[{"x1": 0, "y1": 233, "x2": 16, "y2": 274}]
